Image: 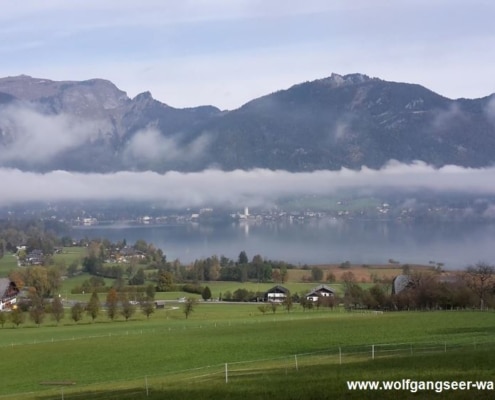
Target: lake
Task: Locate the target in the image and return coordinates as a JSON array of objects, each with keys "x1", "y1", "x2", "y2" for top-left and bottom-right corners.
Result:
[{"x1": 71, "y1": 218, "x2": 495, "y2": 269}]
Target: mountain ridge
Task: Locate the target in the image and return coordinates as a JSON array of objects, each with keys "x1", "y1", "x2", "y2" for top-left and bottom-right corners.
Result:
[{"x1": 0, "y1": 73, "x2": 494, "y2": 173}]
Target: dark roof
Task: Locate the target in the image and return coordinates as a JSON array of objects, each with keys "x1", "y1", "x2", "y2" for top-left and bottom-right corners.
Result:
[
  {"x1": 0, "y1": 279, "x2": 19, "y2": 299},
  {"x1": 265, "y1": 285, "x2": 290, "y2": 295},
  {"x1": 306, "y1": 284, "x2": 336, "y2": 297}
]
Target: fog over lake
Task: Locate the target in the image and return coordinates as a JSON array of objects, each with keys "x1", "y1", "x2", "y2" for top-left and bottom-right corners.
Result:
[{"x1": 71, "y1": 219, "x2": 495, "y2": 269}]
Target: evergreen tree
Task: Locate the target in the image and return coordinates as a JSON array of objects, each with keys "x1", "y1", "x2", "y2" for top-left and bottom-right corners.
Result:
[{"x1": 202, "y1": 286, "x2": 212, "y2": 301}]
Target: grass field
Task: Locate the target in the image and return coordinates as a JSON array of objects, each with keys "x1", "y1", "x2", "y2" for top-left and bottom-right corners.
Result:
[
  {"x1": 52, "y1": 246, "x2": 87, "y2": 265},
  {"x1": 1, "y1": 309, "x2": 495, "y2": 399},
  {"x1": 0, "y1": 253, "x2": 18, "y2": 277},
  {"x1": 0, "y1": 249, "x2": 490, "y2": 399}
]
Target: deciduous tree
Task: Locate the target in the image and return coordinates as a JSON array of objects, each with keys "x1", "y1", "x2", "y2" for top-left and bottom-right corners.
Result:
[
  {"x1": 10, "y1": 307, "x2": 25, "y2": 328},
  {"x1": 183, "y1": 297, "x2": 197, "y2": 319},
  {"x1": 86, "y1": 291, "x2": 101, "y2": 322},
  {"x1": 29, "y1": 293, "x2": 45, "y2": 327},
  {"x1": 120, "y1": 294, "x2": 136, "y2": 321},
  {"x1": 141, "y1": 297, "x2": 155, "y2": 320},
  {"x1": 465, "y1": 262, "x2": 495, "y2": 310},
  {"x1": 50, "y1": 295, "x2": 65, "y2": 324},
  {"x1": 106, "y1": 288, "x2": 119, "y2": 320},
  {"x1": 71, "y1": 302, "x2": 84, "y2": 323},
  {"x1": 283, "y1": 296, "x2": 293, "y2": 313}
]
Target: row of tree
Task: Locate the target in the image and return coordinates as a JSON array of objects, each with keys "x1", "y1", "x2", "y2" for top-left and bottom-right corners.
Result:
[{"x1": 340, "y1": 262, "x2": 495, "y2": 311}]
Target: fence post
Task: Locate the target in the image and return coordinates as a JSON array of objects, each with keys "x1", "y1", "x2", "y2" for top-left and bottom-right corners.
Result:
[
  {"x1": 295, "y1": 355, "x2": 298, "y2": 371},
  {"x1": 372, "y1": 345, "x2": 375, "y2": 360},
  {"x1": 145, "y1": 376, "x2": 149, "y2": 397},
  {"x1": 225, "y1": 363, "x2": 228, "y2": 383},
  {"x1": 444, "y1": 342, "x2": 447, "y2": 353},
  {"x1": 339, "y1": 347, "x2": 342, "y2": 365}
]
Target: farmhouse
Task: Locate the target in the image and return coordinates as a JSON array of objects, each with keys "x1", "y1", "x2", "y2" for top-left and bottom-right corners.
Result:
[
  {"x1": 306, "y1": 284, "x2": 336, "y2": 302},
  {"x1": 0, "y1": 278, "x2": 19, "y2": 311},
  {"x1": 264, "y1": 285, "x2": 290, "y2": 302}
]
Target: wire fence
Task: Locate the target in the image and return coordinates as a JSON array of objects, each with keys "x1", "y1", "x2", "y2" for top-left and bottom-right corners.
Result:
[{"x1": 3, "y1": 337, "x2": 495, "y2": 400}]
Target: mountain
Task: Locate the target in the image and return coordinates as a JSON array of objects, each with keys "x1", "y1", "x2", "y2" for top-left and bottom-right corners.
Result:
[{"x1": 0, "y1": 73, "x2": 494, "y2": 172}]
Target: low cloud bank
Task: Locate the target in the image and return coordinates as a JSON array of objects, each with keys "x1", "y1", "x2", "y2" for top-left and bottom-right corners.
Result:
[
  {"x1": 0, "y1": 104, "x2": 111, "y2": 165},
  {"x1": 1, "y1": 161, "x2": 495, "y2": 208}
]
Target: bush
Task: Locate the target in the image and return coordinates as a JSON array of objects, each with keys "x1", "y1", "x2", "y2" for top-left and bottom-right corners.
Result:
[{"x1": 182, "y1": 284, "x2": 203, "y2": 295}]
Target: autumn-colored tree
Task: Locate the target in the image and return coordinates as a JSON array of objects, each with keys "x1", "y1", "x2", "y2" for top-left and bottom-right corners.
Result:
[{"x1": 106, "y1": 288, "x2": 119, "y2": 320}]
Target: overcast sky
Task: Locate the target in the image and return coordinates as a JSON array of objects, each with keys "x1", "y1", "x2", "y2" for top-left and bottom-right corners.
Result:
[{"x1": 0, "y1": 0, "x2": 494, "y2": 110}]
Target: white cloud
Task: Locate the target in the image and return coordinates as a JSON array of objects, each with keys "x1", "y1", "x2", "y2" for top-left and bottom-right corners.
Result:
[
  {"x1": 0, "y1": 104, "x2": 109, "y2": 165},
  {"x1": 122, "y1": 127, "x2": 211, "y2": 164},
  {"x1": 1, "y1": 161, "x2": 495, "y2": 208}
]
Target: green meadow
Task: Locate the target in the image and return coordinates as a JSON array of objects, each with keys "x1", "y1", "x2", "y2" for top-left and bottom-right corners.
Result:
[
  {"x1": 1, "y1": 308, "x2": 495, "y2": 399},
  {"x1": 2, "y1": 248, "x2": 495, "y2": 399}
]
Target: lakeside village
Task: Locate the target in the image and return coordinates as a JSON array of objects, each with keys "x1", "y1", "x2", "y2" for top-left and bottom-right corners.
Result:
[{"x1": 73, "y1": 202, "x2": 479, "y2": 227}]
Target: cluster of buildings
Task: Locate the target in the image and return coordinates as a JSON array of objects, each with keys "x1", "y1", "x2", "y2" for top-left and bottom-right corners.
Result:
[{"x1": 264, "y1": 284, "x2": 335, "y2": 303}]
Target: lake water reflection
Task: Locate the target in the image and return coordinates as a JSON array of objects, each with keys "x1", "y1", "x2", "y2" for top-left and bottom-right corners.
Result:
[{"x1": 71, "y1": 218, "x2": 495, "y2": 269}]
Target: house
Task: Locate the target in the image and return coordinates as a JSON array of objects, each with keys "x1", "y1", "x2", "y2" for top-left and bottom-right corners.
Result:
[
  {"x1": 26, "y1": 249, "x2": 44, "y2": 265},
  {"x1": 392, "y1": 275, "x2": 414, "y2": 294},
  {"x1": 0, "y1": 279, "x2": 19, "y2": 311},
  {"x1": 264, "y1": 285, "x2": 290, "y2": 302},
  {"x1": 306, "y1": 284, "x2": 336, "y2": 302}
]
